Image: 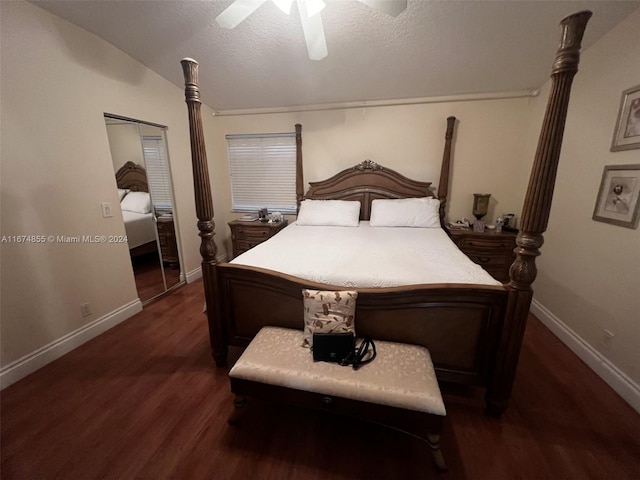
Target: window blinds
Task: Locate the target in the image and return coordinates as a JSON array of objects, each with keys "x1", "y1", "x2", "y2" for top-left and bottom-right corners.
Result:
[
  {"x1": 142, "y1": 135, "x2": 173, "y2": 213},
  {"x1": 226, "y1": 133, "x2": 297, "y2": 214}
]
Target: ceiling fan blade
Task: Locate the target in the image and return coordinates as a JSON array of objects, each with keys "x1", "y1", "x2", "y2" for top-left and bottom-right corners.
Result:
[
  {"x1": 272, "y1": 0, "x2": 294, "y2": 15},
  {"x1": 216, "y1": 0, "x2": 268, "y2": 29},
  {"x1": 305, "y1": 0, "x2": 326, "y2": 18},
  {"x1": 298, "y1": 1, "x2": 328, "y2": 61},
  {"x1": 358, "y1": 0, "x2": 407, "y2": 17}
]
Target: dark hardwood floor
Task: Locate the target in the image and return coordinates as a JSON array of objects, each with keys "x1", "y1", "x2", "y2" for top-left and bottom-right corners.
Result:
[
  {"x1": 2, "y1": 280, "x2": 639, "y2": 479},
  {"x1": 131, "y1": 251, "x2": 181, "y2": 303}
]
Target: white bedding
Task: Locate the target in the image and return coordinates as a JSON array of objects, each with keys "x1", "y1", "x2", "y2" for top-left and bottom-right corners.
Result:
[
  {"x1": 122, "y1": 210, "x2": 156, "y2": 249},
  {"x1": 231, "y1": 221, "x2": 501, "y2": 287}
]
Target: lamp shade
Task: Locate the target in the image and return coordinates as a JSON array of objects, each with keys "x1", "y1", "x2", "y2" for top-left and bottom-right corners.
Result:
[{"x1": 472, "y1": 193, "x2": 490, "y2": 220}]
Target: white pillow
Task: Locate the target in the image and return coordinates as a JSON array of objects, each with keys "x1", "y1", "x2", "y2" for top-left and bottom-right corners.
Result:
[
  {"x1": 296, "y1": 200, "x2": 361, "y2": 227},
  {"x1": 120, "y1": 191, "x2": 152, "y2": 214},
  {"x1": 369, "y1": 197, "x2": 441, "y2": 228},
  {"x1": 117, "y1": 188, "x2": 129, "y2": 201}
]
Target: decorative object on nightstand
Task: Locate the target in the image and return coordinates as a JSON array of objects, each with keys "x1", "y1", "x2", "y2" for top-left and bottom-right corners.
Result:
[
  {"x1": 447, "y1": 226, "x2": 517, "y2": 282},
  {"x1": 502, "y1": 213, "x2": 518, "y2": 231},
  {"x1": 156, "y1": 214, "x2": 179, "y2": 267},
  {"x1": 229, "y1": 218, "x2": 288, "y2": 258},
  {"x1": 472, "y1": 193, "x2": 491, "y2": 232},
  {"x1": 269, "y1": 211, "x2": 283, "y2": 223}
]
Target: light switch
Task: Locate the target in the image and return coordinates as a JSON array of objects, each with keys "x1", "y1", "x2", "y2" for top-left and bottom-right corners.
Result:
[{"x1": 101, "y1": 202, "x2": 113, "y2": 218}]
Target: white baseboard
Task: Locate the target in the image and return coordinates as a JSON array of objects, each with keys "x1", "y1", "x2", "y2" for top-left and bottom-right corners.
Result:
[
  {"x1": 0, "y1": 299, "x2": 143, "y2": 390},
  {"x1": 185, "y1": 267, "x2": 202, "y2": 283},
  {"x1": 184, "y1": 253, "x2": 229, "y2": 284},
  {"x1": 530, "y1": 299, "x2": 640, "y2": 414}
]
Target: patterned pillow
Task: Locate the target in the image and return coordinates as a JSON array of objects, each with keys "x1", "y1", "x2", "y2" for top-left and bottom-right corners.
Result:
[{"x1": 302, "y1": 289, "x2": 358, "y2": 348}]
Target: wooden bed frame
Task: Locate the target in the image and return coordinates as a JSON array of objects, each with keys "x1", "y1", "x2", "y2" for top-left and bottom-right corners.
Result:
[
  {"x1": 116, "y1": 161, "x2": 149, "y2": 193},
  {"x1": 115, "y1": 161, "x2": 158, "y2": 257},
  {"x1": 180, "y1": 11, "x2": 591, "y2": 416}
]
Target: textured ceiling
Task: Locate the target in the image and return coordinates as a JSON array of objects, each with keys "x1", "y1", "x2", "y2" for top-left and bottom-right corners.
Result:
[{"x1": 31, "y1": 0, "x2": 640, "y2": 113}]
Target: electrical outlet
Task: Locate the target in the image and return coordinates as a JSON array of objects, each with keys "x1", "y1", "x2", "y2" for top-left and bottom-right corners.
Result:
[
  {"x1": 81, "y1": 302, "x2": 92, "y2": 318},
  {"x1": 101, "y1": 202, "x2": 113, "y2": 218},
  {"x1": 602, "y1": 329, "x2": 614, "y2": 351}
]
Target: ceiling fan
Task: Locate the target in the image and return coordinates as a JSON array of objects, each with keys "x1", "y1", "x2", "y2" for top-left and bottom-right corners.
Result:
[{"x1": 216, "y1": 0, "x2": 407, "y2": 61}]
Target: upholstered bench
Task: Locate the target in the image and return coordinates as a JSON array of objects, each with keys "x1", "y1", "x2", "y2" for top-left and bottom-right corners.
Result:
[{"x1": 228, "y1": 326, "x2": 447, "y2": 471}]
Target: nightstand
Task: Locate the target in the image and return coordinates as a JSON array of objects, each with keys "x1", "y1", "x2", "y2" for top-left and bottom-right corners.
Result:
[
  {"x1": 228, "y1": 219, "x2": 288, "y2": 259},
  {"x1": 447, "y1": 227, "x2": 517, "y2": 282},
  {"x1": 157, "y1": 214, "x2": 179, "y2": 267}
]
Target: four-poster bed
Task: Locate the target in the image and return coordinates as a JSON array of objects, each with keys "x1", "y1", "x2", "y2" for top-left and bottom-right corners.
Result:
[
  {"x1": 180, "y1": 11, "x2": 592, "y2": 415},
  {"x1": 115, "y1": 161, "x2": 158, "y2": 257}
]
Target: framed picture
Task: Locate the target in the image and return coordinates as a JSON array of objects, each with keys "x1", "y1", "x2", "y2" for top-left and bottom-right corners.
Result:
[
  {"x1": 592, "y1": 164, "x2": 640, "y2": 229},
  {"x1": 611, "y1": 84, "x2": 640, "y2": 151}
]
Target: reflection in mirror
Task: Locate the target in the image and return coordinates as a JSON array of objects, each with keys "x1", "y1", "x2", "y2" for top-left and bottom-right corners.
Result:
[{"x1": 104, "y1": 114, "x2": 182, "y2": 304}]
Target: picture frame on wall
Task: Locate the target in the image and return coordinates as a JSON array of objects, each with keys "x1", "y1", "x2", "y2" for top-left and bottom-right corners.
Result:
[
  {"x1": 592, "y1": 164, "x2": 640, "y2": 229},
  {"x1": 611, "y1": 84, "x2": 640, "y2": 151}
]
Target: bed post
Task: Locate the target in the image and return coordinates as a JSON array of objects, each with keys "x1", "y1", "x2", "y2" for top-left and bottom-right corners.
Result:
[
  {"x1": 486, "y1": 11, "x2": 592, "y2": 416},
  {"x1": 438, "y1": 116, "x2": 456, "y2": 227},
  {"x1": 180, "y1": 58, "x2": 227, "y2": 367},
  {"x1": 295, "y1": 123, "x2": 304, "y2": 212}
]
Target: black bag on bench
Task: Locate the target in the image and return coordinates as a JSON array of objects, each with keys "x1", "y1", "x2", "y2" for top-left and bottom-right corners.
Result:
[{"x1": 312, "y1": 333, "x2": 376, "y2": 370}]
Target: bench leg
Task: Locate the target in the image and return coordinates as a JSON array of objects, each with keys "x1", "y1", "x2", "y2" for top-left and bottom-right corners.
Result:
[
  {"x1": 228, "y1": 394, "x2": 247, "y2": 426},
  {"x1": 426, "y1": 433, "x2": 447, "y2": 472}
]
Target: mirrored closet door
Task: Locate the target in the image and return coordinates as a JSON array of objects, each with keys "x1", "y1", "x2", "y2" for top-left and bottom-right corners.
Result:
[{"x1": 104, "y1": 114, "x2": 182, "y2": 304}]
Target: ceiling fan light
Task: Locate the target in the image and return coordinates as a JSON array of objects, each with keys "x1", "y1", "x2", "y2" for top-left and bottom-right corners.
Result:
[{"x1": 272, "y1": 0, "x2": 294, "y2": 15}]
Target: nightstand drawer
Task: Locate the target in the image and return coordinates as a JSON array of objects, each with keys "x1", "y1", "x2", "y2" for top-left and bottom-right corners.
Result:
[
  {"x1": 459, "y1": 236, "x2": 514, "y2": 251},
  {"x1": 235, "y1": 226, "x2": 272, "y2": 238},
  {"x1": 235, "y1": 240, "x2": 260, "y2": 254},
  {"x1": 465, "y1": 252, "x2": 512, "y2": 268},
  {"x1": 484, "y1": 266, "x2": 511, "y2": 283},
  {"x1": 447, "y1": 227, "x2": 516, "y2": 283},
  {"x1": 229, "y1": 219, "x2": 288, "y2": 259},
  {"x1": 157, "y1": 215, "x2": 179, "y2": 266}
]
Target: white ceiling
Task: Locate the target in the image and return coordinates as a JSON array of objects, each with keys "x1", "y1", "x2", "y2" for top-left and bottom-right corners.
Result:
[{"x1": 31, "y1": 0, "x2": 640, "y2": 113}]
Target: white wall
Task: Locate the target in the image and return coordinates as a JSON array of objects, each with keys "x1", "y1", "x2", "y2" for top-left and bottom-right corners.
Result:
[
  {"x1": 525, "y1": 9, "x2": 640, "y2": 408},
  {"x1": 205, "y1": 98, "x2": 532, "y2": 254},
  {"x1": 106, "y1": 123, "x2": 145, "y2": 172},
  {"x1": 0, "y1": 1, "x2": 205, "y2": 382}
]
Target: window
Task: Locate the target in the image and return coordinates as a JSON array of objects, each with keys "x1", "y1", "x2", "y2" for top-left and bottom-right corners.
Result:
[
  {"x1": 226, "y1": 132, "x2": 297, "y2": 214},
  {"x1": 142, "y1": 135, "x2": 173, "y2": 214}
]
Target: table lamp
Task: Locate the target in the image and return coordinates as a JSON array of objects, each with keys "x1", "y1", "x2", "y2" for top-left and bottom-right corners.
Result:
[{"x1": 472, "y1": 193, "x2": 490, "y2": 232}]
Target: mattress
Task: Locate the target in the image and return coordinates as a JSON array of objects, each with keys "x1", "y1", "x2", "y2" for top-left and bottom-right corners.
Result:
[
  {"x1": 122, "y1": 210, "x2": 156, "y2": 249},
  {"x1": 231, "y1": 221, "x2": 500, "y2": 287}
]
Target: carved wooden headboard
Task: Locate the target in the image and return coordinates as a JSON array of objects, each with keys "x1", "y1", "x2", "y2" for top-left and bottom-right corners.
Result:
[
  {"x1": 305, "y1": 160, "x2": 435, "y2": 221},
  {"x1": 301, "y1": 117, "x2": 456, "y2": 223},
  {"x1": 115, "y1": 161, "x2": 148, "y2": 192}
]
